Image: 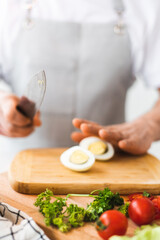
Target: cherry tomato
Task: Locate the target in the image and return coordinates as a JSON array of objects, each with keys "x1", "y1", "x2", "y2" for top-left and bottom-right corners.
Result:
[
  {"x1": 128, "y1": 198, "x2": 155, "y2": 225},
  {"x1": 128, "y1": 193, "x2": 143, "y2": 201},
  {"x1": 152, "y1": 197, "x2": 160, "y2": 220},
  {"x1": 96, "y1": 210, "x2": 128, "y2": 240},
  {"x1": 128, "y1": 193, "x2": 154, "y2": 202}
]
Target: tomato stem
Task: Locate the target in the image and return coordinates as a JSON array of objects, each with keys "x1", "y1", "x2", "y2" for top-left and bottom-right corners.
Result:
[{"x1": 96, "y1": 219, "x2": 107, "y2": 231}]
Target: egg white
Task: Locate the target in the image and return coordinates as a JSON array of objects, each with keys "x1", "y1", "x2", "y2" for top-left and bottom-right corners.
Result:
[
  {"x1": 79, "y1": 137, "x2": 114, "y2": 161},
  {"x1": 60, "y1": 146, "x2": 95, "y2": 172}
]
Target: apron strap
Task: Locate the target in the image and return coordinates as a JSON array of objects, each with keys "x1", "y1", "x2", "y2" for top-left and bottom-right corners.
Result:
[
  {"x1": 113, "y1": 0, "x2": 125, "y2": 35},
  {"x1": 23, "y1": 0, "x2": 37, "y2": 29}
]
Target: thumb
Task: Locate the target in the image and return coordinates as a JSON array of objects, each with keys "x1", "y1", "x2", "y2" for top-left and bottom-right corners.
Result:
[{"x1": 33, "y1": 111, "x2": 41, "y2": 127}]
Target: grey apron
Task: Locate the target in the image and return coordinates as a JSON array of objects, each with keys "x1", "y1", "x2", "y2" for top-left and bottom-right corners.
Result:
[{"x1": 3, "y1": 0, "x2": 134, "y2": 158}]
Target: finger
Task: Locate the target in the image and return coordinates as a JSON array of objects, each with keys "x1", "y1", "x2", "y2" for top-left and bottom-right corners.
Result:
[
  {"x1": 99, "y1": 129, "x2": 124, "y2": 143},
  {"x1": 13, "y1": 109, "x2": 31, "y2": 126},
  {"x1": 72, "y1": 118, "x2": 100, "y2": 129},
  {"x1": 33, "y1": 111, "x2": 41, "y2": 127},
  {"x1": 100, "y1": 122, "x2": 131, "y2": 134},
  {"x1": 3, "y1": 124, "x2": 34, "y2": 138},
  {"x1": 71, "y1": 131, "x2": 92, "y2": 143},
  {"x1": 3, "y1": 96, "x2": 31, "y2": 126},
  {"x1": 80, "y1": 123, "x2": 101, "y2": 136},
  {"x1": 118, "y1": 139, "x2": 146, "y2": 155}
]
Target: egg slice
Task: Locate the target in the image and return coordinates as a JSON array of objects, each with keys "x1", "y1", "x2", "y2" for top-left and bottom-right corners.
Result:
[
  {"x1": 79, "y1": 137, "x2": 114, "y2": 161},
  {"x1": 60, "y1": 146, "x2": 95, "y2": 172}
]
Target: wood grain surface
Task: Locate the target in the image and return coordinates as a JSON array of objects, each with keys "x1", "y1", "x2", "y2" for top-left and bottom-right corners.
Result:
[{"x1": 9, "y1": 148, "x2": 160, "y2": 195}]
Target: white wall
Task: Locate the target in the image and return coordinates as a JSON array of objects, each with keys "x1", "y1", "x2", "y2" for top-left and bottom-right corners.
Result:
[{"x1": 126, "y1": 78, "x2": 160, "y2": 159}]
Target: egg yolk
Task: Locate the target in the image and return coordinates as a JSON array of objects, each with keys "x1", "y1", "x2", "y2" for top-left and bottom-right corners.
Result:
[
  {"x1": 70, "y1": 150, "x2": 89, "y2": 164},
  {"x1": 88, "y1": 141, "x2": 108, "y2": 155}
]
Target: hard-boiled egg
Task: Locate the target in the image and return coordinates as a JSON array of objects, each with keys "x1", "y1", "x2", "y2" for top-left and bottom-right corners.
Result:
[
  {"x1": 79, "y1": 137, "x2": 114, "y2": 161},
  {"x1": 60, "y1": 146, "x2": 95, "y2": 172}
]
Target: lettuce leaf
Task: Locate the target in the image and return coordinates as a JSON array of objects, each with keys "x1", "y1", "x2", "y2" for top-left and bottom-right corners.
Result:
[{"x1": 110, "y1": 225, "x2": 160, "y2": 240}]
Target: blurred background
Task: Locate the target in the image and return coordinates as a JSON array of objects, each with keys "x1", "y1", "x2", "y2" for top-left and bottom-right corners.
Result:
[
  {"x1": 0, "y1": 0, "x2": 160, "y2": 172},
  {"x1": 1, "y1": 77, "x2": 159, "y2": 173},
  {"x1": 126, "y1": 78, "x2": 160, "y2": 159}
]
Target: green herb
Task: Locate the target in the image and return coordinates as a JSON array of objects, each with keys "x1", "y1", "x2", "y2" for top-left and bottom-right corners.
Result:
[
  {"x1": 118, "y1": 202, "x2": 130, "y2": 217},
  {"x1": 143, "y1": 191, "x2": 150, "y2": 198},
  {"x1": 34, "y1": 189, "x2": 86, "y2": 232},
  {"x1": 66, "y1": 204, "x2": 86, "y2": 227},
  {"x1": 34, "y1": 188, "x2": 124, "y2": 232},
  {"x1": 34, "y1": 189, "x2": 67, "y2": 227},
  {"x1": 85, "y1": 188, "x2": 124, "y2": 221},
  {"x1": 53, "y1": 215, "x2": 71, "y2": 232}
]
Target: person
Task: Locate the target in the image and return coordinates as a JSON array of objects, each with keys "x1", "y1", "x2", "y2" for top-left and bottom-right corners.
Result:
[{"x1": 0, "y1": 0, "x2": 160, "y2": 161}]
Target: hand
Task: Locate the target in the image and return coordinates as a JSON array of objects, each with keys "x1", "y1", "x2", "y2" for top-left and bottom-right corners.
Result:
[
  {"x1": 0, "y1": 92, "x2": 41, "y2": 137},
  {"x1": 71, "y1": 117, "x2": 155, "y2": 155}
]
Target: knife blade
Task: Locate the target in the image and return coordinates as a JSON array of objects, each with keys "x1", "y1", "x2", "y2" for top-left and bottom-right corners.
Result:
[{"x1": 17, "y1": 70, "x2": 46, "y2": 119}]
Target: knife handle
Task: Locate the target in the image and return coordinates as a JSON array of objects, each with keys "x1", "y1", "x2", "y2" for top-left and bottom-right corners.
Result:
[{"x1": 17, "y1": 96, "x2": 36, "y2": 119}]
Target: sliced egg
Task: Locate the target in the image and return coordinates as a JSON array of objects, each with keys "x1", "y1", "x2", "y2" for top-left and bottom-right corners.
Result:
[
  {"x1": 79, "y1": 137, "x2": 114, "y2": 161},
  {"x1": 60, "y1": 146, "x2": 95, "y2": 172}
]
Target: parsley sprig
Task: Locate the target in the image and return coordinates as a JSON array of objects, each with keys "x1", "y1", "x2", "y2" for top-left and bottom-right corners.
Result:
[
  {"x1": 34, "y1": 188, "x2": 124, "y2": 232},
  {"x1": 118, "y1": 202, "x2": 130, "y2": 217},
  {"x1": 84, "y1": 188, "x2": 124, "y2": 221}
]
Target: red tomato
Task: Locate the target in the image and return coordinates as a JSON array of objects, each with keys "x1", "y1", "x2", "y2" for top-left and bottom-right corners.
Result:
[
  {"x1": 128, "y1": 193, "x2": 143, "y2": 201},
  {"x1": 96, "y1": 210, "x2": 128, "y2": 240},
  {"x1": 152, "y1": 197, "x2": 160, "y2": 220},
  {"x1": 128, "y1": 198, "x2": 155, "y2": 225},
  {"x1": 128, "y1": 193, "x2": 154, "y2": 202}
]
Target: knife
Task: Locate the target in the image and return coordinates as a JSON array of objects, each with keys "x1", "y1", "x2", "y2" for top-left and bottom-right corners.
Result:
[{"x1": 17, "y1": 70, "x2": 46, "y2": 119}]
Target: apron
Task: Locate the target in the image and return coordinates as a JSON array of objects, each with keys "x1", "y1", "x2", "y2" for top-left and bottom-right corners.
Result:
[{"x1": 2, "y1": 0, "x2": 134, "y2": 161}]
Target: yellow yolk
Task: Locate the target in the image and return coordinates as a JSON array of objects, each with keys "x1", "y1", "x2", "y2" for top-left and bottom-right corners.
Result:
[
  {"x1": 70, "y1": 150, "x2": 89, "y2": 164},
  {"x1": 88, "y1": 141, "x2": 108, "y2": 155}
]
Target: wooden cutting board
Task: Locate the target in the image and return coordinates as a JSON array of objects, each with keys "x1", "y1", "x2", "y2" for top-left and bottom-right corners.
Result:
[
  {"x1": 3, "y1": 172, "x2": 158, "y2": 240},
  {"x1": 8, "y1": 148, "x2": 160, "y2": 195}
]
